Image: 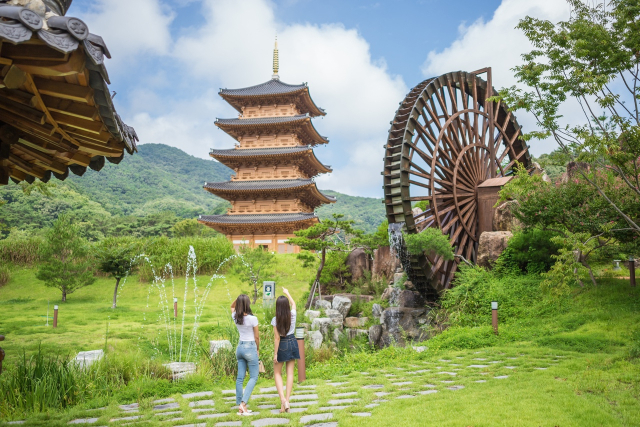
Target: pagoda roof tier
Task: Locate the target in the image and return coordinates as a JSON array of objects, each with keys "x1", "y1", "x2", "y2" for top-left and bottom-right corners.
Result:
[
  {"x1": 198, "y1": 212, "x2": 319, "y2": 235},
  {"x1": 203, "y1": 178, "x2": 336, "y2": 208},
  {"x1": 215, "y1": 115, "x2": 328, "y2": 146},
  {"x1": 0, "y1": 1, "x2": 137, "y2": 185},
  {"x1": 219, "y1": 79, "x2": 325, "y2": 117},
  {"x1": 210, "y1": 147, "x2": 332, "y2": 175}
]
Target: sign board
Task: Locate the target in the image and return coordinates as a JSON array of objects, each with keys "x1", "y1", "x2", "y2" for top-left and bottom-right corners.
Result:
[{"x1": 263, "y1": 281, "x2": 275, "y2": 300}]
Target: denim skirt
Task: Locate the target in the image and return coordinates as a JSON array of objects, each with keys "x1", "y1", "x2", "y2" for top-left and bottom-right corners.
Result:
[{"x1": 276, "y1": 334, "x2": 300, "y2": 363}]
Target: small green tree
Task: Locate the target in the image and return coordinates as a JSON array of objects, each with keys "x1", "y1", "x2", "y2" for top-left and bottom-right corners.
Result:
[
  {"x1": 403, "y1": 228, "x2": 457, "y2": 262},
  {"x1": 234, "y1": 245, "x2": 276, "y2": 303},
  {"x1": 36, "y1": 215, "x2": 95, "y2": 302},
  {"x1": 95, "y1": 237, "x2": 138, "y2": 308},
  {"x1": 288, "y1": 214, "x2": 364, "y2": 308}
]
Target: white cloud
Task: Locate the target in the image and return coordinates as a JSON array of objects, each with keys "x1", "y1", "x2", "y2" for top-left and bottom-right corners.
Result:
[
  {"x1": 78, "y1": 0, "x2": 174, "y2": 61},
  {"x1": 421, "y1": 0, "x2": 572, "y2": 156}
]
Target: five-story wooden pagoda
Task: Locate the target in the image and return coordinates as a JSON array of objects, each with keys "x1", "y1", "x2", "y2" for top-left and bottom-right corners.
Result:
[{"x1": 199, "y1": 41, "x2": 335, "y2": 253}]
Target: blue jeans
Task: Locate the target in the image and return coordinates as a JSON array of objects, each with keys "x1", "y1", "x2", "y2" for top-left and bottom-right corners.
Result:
[{"x1": 236, "y1": 341, "x2": 259, "y2": 405}]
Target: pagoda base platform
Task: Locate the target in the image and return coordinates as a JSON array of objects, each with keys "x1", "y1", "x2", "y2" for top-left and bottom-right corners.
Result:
[{"x1": 228, "y1": 234, "x2": 299, "y2": 254}]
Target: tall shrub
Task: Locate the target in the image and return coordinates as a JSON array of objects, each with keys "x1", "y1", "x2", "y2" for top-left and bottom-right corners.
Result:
[{"x1": 35, "y1": 215, "x2": 95, "y2": 302}]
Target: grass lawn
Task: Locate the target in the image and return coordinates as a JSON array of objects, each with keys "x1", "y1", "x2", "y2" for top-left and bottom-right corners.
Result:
[
  {"x1": 1, "y1": 257, "x2": 640, "y2": 426},
  {"x1": 0, "y1": 254, "x2": 315, "y2": 364}
]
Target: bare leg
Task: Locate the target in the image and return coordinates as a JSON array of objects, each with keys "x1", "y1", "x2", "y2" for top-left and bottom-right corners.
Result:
[
  {"x1": 273, "y1": 361, "x2": 286, "y2": 411},
  {"x1": 285, "y1": 360, "x2": 295, "y2": 403}
]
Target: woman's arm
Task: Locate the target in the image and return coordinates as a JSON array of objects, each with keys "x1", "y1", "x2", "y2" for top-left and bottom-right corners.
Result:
[
  {"x1": 253, "y1": 325, "x2": 260, "y2": 356},
  {"x1": 282, "y1": 288, "x2": 296, "y2": 312},
  {"x1": 273, "y1": 326, "x2": 280, "y2": 364},
  {"x1": 230, "y1": 299, "x2": 236, "y2": 314}
]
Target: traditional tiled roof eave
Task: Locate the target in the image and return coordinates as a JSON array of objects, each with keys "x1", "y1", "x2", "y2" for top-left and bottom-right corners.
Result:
[
  {"x1": 209, "y1": 146, "x2": 332, "y2": 174},
  {"x1": 0, "y1": 0, "x2": 138, "y2": 185},
  {"x1": 219, "y1": 79, "x2": 325, "y2": 117},
  {"x1": 203, "y1": 178, "x2": 337, "y2": 205},
  {"x1": 215, "y1": 115, "x2": 328, "y2": 146},
  {"x1": 199, "y1": 212, "x2": 318, "y2": 225}
]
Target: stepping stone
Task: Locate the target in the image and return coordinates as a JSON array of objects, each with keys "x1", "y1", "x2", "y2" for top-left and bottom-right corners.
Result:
[
  {"x1": 183, "y1": 391, "x2": 215, "y2": 399},
  {"x1": 153, "y1": 398, "x2": 175, "y2": 404},
  {"x1": 475, "y1": 380, "x2": 487, "y2": 383},
  {"x1": 289, "y1": 394, "x2": 318, "y2": 401},
  {"x1": 449, "y1": 364, "x2": 461, "y2": 366},
  {"x1": 374, "y1": 392, "x2": 390, "y2": 397},
  {"x1": 392, "y1": 381, "x2": 412, "y2": 386},
  {"x1": 396, "y1": 395, "x2": 415, "y2": 399},
  {"x1": 68, "y1": 419, "x2": 98, "y2": 424},
  {"x1": 333, "y1": 392, "x2": 358, "y2": 397},
  {"x1": 155, "y1": 411, "x2": 182, "y2": 416},
  {"x1": 365, "y1": 403, "x2": 379, "y2": 408},
  {"x1": 318, "y1": 406, "x2": 350, "y2": 411},
  {"x1": 298, "y1": 385, "x2": 317, "y2": 389},
  {"x1": 507, "y1": 357, "x2": 518, "y2": 360},
  {"x1": 166, "y1": 417, "x2": 184, "y2": 422},
  {"x1": 362, "y1": 384, "x2": 384, "y2": 389},
  {"x1": 221, "y1": 390, "x2": 236, "y2": 395},
  {"x1": 197, "y1": 413, "x2": 231, "y2": 419},
  {"x1": 473, "y1": 358, "x2": 487, "y2": 361},
  {"x1": 468, "y1": 365, "x2": 488, "y2": 368},
  {"x1": 327, "y1": 382, "x2": 348, "y2": 387},
  {"x1": 260, "y1": 386, "x2": 280, "y2": 392},
  {"x1": 534, "y1": 367, "x2": 548, "y2": 370},
  {"x1": 258, "y1": 405, "x2": 277, "y2": 409},
  {"x1": 154, "y1": 402, "x2": 180, "y2": 411},
  {"x1": 505, "y1": 366, "x2": 516, "y2": 369},
  {"x1": 251, "y1": 419, "x2": 290, "y2": 426},
  {"x1": 178, "y1": 424, "x2": 206, "y2": 427},
  {"x1": 192, "y1": 408, "x2": 218, "y2": 413},
  {"x1": 384, "y1": 374, "x2": 396, "y2": 377},
  {"x1": 189, "y1": 400, "x2": 215, "y2": 407},
  {"x1": 418, "y1": 390, "x2": 438, "y2": 395},
  {"x1": 251, "y1": 394, "x2": 280, "y2": 399},
  {"x1": 270, "y1": 408, "x2": 306, "y2": 414},
  {"x1": 441, "y1": 381, "x2": 455, "y2": 383},
  {"x1": 438, "y1": 372, "x2": 457, "y2": 376},
  {"x1": 413, "y1": 369, "x2": 430, "y2": 374},
  {"x1": 118, "y1": 404, "x2": 138, "y2": 411},
  {"x1": 110, "y1": 415, "x2": 140, "y2": 422},
  {"x1": 447, "y1": 385, "x2": 465, "y2": 390},
  {"x1": 494, "y1": 375, "x2": 509, "y2": 379},
  {"x1": 373, "y1": 399, "x2": 389, "y2": 403},
  {"x1": 439, "y1": 359, "x2": 451, "y2": 362},
  {"x1": 489, "y1": 361, "x2": 503, "y2": 364},
  {"x1": 359, "y1": 372, "x2": 370, "y2": 375},
  {"x1": 215, "y1": 423, "x2": 241, "y2": 427},
  {"x1": 303, "y1": 424, "x2": 337, "y2": 427},
  {"x1": 423, "y1": 384, "x2": 436, "y2": 388},
  {"x1": 300, "y1": 414, "x2": 333, "y2": 424},
  {"x1": 290, "y1": 401, "x2": 317, "y2": 407},
  {"x1": 6, "y1": 422, "x2": 25, "y2": 425},
  {"x1": 396, "y1": 368, "x2": 405, "y2": 370},
  {"x1": 352, "y1": 412, "x2": 371, "y2": 417},
  {"x1": 328, "y1": 398, "x2": 359, "y2": 404}
]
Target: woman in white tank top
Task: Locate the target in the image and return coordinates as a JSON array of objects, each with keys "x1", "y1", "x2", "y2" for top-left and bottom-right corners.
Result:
[{"x1": 231, "y1": 294, "x2": 260, "y2": 415}]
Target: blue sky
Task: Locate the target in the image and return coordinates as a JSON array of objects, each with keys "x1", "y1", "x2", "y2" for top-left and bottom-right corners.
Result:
[{"x1": 73, "y1": 0, "x2": 569, "y2": 198}]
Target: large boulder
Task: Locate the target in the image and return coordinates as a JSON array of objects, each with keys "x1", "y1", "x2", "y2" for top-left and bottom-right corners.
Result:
[
  {"x1": 493, "y1": 200, "x2": 522, "y2": 232},
  {"x1": 381, "y1": 286, "x2": 394, "y2": 301},
  {"x1": 325, "y1": 309, "x2": 344, "y2": 327},
  {"x1": 372, "y1": 304, "x2": 383, "y2": 320},
  {"x1": 368, "y1": 324, "x2": 383, "y2": 346},
  {"x1": 397, "y1": 290, "x2": 425, "y2": 308},
  {"x1": 334, "y1": 293, "x2": 374, "y2": 303},
  {"x1": 344, "y1": 317, "x2": 360, "y2": 328},
  {"x1": 332, "y1": 295, "x2": 352, "y2": 318},
  {"x1": 314, "y1": 299, "x2": 332, "y2": 311},
  {"x1": 332, "y1": 328, "x2": 344, "y2": 343},
  {"x1": 311, "y1": 318, "x2": 331, "y2": 337},
  {"x1": 345, "y1": 328, "x2": 368, "y2": 340},
  {"x1": 372, "y1": 246, "x2": 401, "y2": 281},
  {"x1": 345, "y1": 248, "x2": 371, "y2": 282},
  {"x1": 304, "y1": 310, "x2": 321, "y2": 323},
  {"x1": 307, "y1": 330, "x2": 323, "y2": 349},
  {"x1": 477, "y1": 231, "x2": 513, "y2": 268},
  {"x1": 379, "y1": 307, "x2": 429, "y2": 347}
]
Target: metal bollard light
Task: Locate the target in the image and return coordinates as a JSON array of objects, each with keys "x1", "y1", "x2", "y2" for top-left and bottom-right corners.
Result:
[
  {"x1": 295, "y1": 327, "x2": 306, "y2": 382},
  {"x1": 629, "y1": 257, "x2": 636, "y2": 288},
  {"x1": 491, "y1": 301, "x2": 498, "y2": 335},
  {"x1": 173, "y1": 298, "x2": 178, "y2": 318},
  {"x1": 53, "y1": 305, "x2": 59, "y2": 328}
]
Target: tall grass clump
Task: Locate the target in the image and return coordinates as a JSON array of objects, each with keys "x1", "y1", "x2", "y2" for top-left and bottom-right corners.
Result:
[
  {"x1": 137, "y1": 236, "x2": 234, "y2": 281},
  {"x1": 0, "y1": 231, "x2": 43, "y2": 265},
  {"x1": 0, "y1": 264, "x2": 9, "y2": 286}
]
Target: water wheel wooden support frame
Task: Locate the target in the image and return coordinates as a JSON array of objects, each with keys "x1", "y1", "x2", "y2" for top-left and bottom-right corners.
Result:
[{"x1": 383, "y1": 69, "x2": 532, "y2": 296}]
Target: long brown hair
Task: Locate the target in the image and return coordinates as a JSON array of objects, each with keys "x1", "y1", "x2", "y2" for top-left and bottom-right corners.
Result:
[
  {"x1": 275, "y1": 296, "x2": 291, "y2": 337},
  {"x1": 235, "y1": 294, "x2": 253, "y2": 325}
]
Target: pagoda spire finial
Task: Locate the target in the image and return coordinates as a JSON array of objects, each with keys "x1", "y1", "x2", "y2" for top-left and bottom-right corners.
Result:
[{"x1": 272, "y1": 36, "x2": 279, "y2": 80}]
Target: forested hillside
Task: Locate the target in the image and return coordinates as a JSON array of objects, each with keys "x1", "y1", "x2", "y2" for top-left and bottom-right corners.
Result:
[{"x1": 0, "y1": 144, "x2": 386, "y2": 238}]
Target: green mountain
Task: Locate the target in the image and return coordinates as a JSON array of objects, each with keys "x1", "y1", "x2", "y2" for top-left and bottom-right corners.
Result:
[{"x1": 0, "y1": 144, "x2": 386, "y2": 236}]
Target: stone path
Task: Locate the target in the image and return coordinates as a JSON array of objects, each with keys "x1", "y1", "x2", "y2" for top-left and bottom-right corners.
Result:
[{"x1": 3, "y1": 351, "x2": 564, "y2": 427}]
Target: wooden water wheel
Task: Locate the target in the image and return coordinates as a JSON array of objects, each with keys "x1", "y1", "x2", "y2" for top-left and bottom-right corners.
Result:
[{"x1": 383, "y1": 69, "x2": 532, "y2": 296}]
